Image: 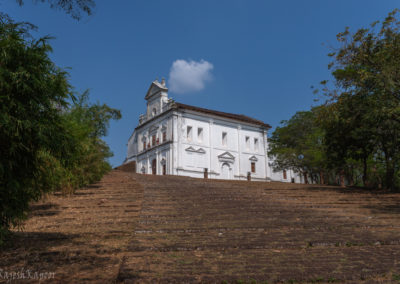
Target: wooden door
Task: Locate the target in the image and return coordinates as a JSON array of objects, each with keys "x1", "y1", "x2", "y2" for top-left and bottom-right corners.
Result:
[{"x1": 152, "y1": 159, "x2": 156, "y2": 175}]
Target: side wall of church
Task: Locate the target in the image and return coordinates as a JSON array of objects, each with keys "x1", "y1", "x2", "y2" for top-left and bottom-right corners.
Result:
[{"x1": 174, "y1": 111, "x2": 268, "y2": 180}]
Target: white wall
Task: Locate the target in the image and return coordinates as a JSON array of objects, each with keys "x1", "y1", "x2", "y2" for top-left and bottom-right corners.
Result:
[{"x1": 176, "y1": 112, "x2": 268, "y2": 180}]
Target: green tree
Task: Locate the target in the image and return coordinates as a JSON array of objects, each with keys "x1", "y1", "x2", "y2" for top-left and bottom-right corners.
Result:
[
  {"x1": 0, "y1": 14, "x2": 121, "y2": 244},
  {"x1": 319, "y1": 92, "x2": 377, "y2": 186},
  {"x1": 0, "y1": 14, "x2": 71, "y2": 242},
  {"x1": 321, "y1": 9, "x2": 400, "y2": 190},
  {"x1": 59, "y1": 91, "x2": 121, "y2": 192},
  {"x1": 268, "y1": 108, "x2": 327, "y2": 184}
]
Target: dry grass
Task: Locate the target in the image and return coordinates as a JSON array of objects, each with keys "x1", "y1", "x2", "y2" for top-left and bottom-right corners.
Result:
[{"x1": 0, "y1": 170, "x2": 143, "y2": 283}]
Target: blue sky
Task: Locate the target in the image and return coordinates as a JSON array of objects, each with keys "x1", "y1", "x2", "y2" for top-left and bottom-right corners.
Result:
[{"x1": 1, "y1": 0, "x2": 398, "y2": 166}]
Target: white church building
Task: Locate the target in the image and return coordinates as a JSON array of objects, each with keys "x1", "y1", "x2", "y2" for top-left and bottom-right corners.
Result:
[{"x1": 125, "y1": 79, "x2": 302, "y2": 183}]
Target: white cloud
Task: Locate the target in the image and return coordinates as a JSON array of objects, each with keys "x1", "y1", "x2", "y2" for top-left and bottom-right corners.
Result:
[{"x1": 168, "y1": 59, "x2": 214, "y2": 94}]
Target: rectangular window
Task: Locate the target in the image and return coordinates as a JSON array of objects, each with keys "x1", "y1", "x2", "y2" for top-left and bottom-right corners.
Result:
[
  {"x1": 187, "y1": 126, "x2": 193, "y2": 142},
  {"x1": 222, "y1": 132, "x2": 227, "y2": 146},
  {"x1": 251, "y1": 162, "x2": 256, "y2": 173},
  {"x1": 254, "y1": 138, "x2": 259, "y2": 151},
  {"x1": 143, "y1": 141, "x2": 146, "y2": 150},
  {"x1": 162, "y1": 132, "x2": 167, "y2": 142},
  {"x1": 152, "y1": 135, "x2": 156, "y2": 146},
  {"x1": 246, "y1": 136, "x2": 250, "y2": 150},
  {"x1": 283, "y1": 170, "x2": 287, "y2": 180},
  {"x1": 198, "y1": 127, "x2": 203, "y2": 142}
]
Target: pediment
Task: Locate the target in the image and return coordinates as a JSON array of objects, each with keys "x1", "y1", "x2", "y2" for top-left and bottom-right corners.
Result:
[
  {"x1": 249, "y1": 155, "x2": 258, "y2": 161},
  {"x1": 185, "y1": 147, "x2": 206, "y2": 154},
  {"x1": 145, "y1": 80, "x2": 168, "y2": 100},
  {"x1": 149, "y1": 124, "x2": 159, "y2": 133},
  {"x1": 218, "y1": 151, "x2": 235, "y2": 160}
]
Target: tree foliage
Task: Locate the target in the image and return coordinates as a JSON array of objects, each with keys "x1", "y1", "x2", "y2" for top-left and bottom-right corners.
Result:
[
  {"x1": 268, "y1": 108, "x2": 326, "y2": 184},
  {"x1": 59, "y1": 91, "x2": 121, "y2": 192},
  {"x1": 0, "y1": 14, "x2": 120, "y2": 244},
  {"x1": 0, "y1": 13, "x2": 70, "y2": 242},
  {"x1": 16, "y1": 0, "x2": 95, "y2": 20},
  {"x1": 323, "y1": 9, "x2": 400, "y2": 190},
  {"x1": 270, "y1": 10, "x2": 400, "y2": 191}
]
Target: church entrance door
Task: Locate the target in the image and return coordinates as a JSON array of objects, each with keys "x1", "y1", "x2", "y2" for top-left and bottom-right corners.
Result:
[
  {"x1": 221, "y1": 163, "x2": 230, "y2": 179},
  {"x1": 152, "y1": 159, "x2": 156, "y2": 175}
]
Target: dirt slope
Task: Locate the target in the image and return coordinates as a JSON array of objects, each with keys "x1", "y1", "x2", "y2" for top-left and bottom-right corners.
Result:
[
  {"x1": 118, "y1": 174, "x2": 400, "y2": 283},
  {"x1": 0, "y1": 170, "x2": 143, "y2": 283},
  {"x1": 1, "y1": 170, "x2": 400, "y2": 283}
]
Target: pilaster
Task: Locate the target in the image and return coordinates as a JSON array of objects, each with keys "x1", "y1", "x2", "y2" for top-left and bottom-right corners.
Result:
[
  {"x1": 237, "y1": 125, "x2": 242, "y2": 177},
  {"x1": 209, "y1": 119, "x2": 214, "y2": 175}
]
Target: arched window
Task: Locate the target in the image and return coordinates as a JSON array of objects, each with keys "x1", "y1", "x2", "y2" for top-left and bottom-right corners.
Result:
[{"x1": 152, "y1": 108, "x2": 157, "y2": 117}]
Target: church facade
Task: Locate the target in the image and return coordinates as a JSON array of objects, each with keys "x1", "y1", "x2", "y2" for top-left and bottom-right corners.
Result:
[{"x1": 125, "y1": 79, "x2": 302, "y2": 182}]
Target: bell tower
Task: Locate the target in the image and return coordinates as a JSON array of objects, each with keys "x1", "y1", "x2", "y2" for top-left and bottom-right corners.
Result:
[{"x1": 144, "y1": 78, "x2": 169, "y2": 119}]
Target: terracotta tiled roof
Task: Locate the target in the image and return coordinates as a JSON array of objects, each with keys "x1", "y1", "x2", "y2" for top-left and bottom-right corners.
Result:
[{"x1": 174, "y1": 102, "x2": 271, "y2": 129}]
